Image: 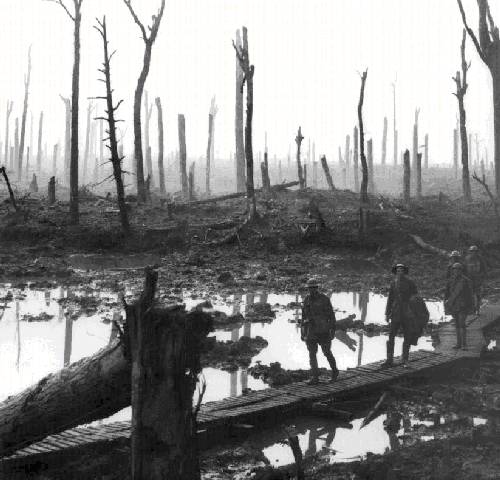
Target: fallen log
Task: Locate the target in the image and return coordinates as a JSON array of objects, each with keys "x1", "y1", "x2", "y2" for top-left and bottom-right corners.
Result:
[
  {"x1": 409, "y1": 234, "x2": 449, "y2": 258},
  {"x1": 181, "y1": 181, "x2": 299, "y2": 206}
]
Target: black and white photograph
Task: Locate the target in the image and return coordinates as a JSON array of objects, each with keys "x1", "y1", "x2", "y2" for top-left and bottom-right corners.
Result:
[{"x1": 0, "y1": 1, "x2": 500, "y2": 478}]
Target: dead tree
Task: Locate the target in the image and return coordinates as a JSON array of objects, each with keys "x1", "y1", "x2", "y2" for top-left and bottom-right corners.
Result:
[
  {"x1": 416, "y1": 152, "x2": 422, "y2": 199},
  {"x1": 125, "y1": 269, "x2": 212, "y2": 480},
  {"x1": 94, "y1": 17, "x2": 130, "y2": 233},
  {"x1": 98, "y1": 118, "x2": 104, "y2": 181},
  {"x1": 144, "y1": 91, "x2": 153, "y2": 186},
  {"x1": 295, "y1": 126, "x2": 305, "y2": 189},
  {"x1": 0, "y1": 167, "x2": 18, "y2": 211},
  {"x1": 188, "y1": 162, "x2": 195, "y2": 201},
  {"x1": 59, "y1": 95, "x2": 71, "y2": 184},
  {"x1": 358, "y1": 69, "x2": 369, "y2": 203},
  {"x1": 233, "y1": 26, "x2": 257, "y2": 219},
  {"x1": 123, "y1": 0, "x2": 166, "y2": 202},
  {"x1": 29, "y1": 173, "x2": 38, "y2": 193},
  {"x1": 3, "y1": 101, "x2": 12, "y2": 170},
  {"x1": 321, "y1": 155, "x2": 335, "y2": 191},
  {"x1": 47, "y1": 0, "x2": 84, "y2": 223},
  {"x1": 155, "y1": 97, "x2": 166, "y2": 195},
  {"x1": 367, "y1": 139, "x2": 374, "y2": 193},
  {"x1": 412, "y1": 108, "x2": 420, "y2": 176},
  {"x1": 210, "y1": 96, "x2": 217, "y2": 171},
  {"x1": 453, "y1": 29, "x2": 472, "y2": 201},
  {"x1": 457, "y1": 0, "x2": 500, "y2": 195},
  {"x1": 234, "y1": 29, "x2": 246, "y2": 193},
  {"x1": 205, "y1": 97, "x2": 217, "y2": 196},
  {"x1": 178, "y1": 114, "x2": 188, "y2": 197},
  {"x1": 424, "y1": 133, "x2": 429, "y2": 169},
  {"x1": 18, "y1": 46, "x2": 32, "y2": 182},
  {"x1": 353, "y1": 125, "x2": 359, "y2": 192},
  {"x1": 403, "y1": 149, "x2": 411, "y2": 205},
  {"x1": 381, "y1": 116, "x2": 387, "y2": 166},
  {"x1": 48, "y1": 176, "x2": 56, "y2": 204},
  {"x1": 473, "y1": 171, "x2": 499, "y2": 218},
  {"x1": 36, "y1": 111, "x2": 43, "y2": 174},
  {"x1": 26, "y1": 147, "x2": 30, "y2": 180}
]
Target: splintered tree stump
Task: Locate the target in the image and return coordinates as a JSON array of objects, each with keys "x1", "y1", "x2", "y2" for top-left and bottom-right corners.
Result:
[
  {"x1": 416, "y1": 152, "x2": 422, "y2": 199},
  {"x1": 320, "y1": 155, "x2": 335, "y2": 191},
  {"x1": 295, "y1": 126, "x2": 305, "y2": 189},
  {"x1": 403, "y1": 149, "x2": 411, "y2": 205},
  {"x1": 127, "y1": 268, "x2": 213, "y2": 480},
  {"x1": 178, "y1": 114, "x2": 188, "y2": 198},
  {"x1": 48, "y1": 177, "x2": 56, "y2": 205}
]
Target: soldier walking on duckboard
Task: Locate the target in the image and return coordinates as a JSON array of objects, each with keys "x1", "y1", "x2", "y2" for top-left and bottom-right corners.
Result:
[{"x1": 301, "y1": 278, "x2": 339, "y2": 385}]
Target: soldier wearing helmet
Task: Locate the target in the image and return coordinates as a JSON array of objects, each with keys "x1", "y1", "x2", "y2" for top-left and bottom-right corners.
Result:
[
  {"x1": 383, "y1": 263, "x2": 418, "y2": 367},
  {"x1": 464, "y1": 245, "x2": 486, "y2": 314},
  {"x1": 444, "y1": 262, "x2": 474, "y2": 349},
  {"x1": 300, "y1": 278, "x2": 339, "y2": 385},
  {"x1": 446, "y1": 250, "x2": 464, "y2": 279}
]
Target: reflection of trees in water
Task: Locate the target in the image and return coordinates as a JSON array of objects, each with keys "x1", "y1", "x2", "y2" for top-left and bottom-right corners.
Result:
[
  {"x1": 357, "y1": 332, "x2": 364, "y2": 366},
  {"x1": 64, "y1": 314, "x2": 73, "y2": 367},
  {"x1": 359, "y1": 291, "x2": 368, "y2": 324},
  {"x1": 44, "y1": 289, "x2": 50, "y2": 307}
]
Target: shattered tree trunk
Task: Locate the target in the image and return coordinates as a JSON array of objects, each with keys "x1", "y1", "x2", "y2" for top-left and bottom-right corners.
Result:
[
  {"x1": 127, "y1": 270, "x2": 212, "y2": 480},
  {"x1": 83, "y1": 102, "x2": 92, "y2": 184},
  {"x1": 18, "y1": 47, "x2": 32, "y2": 183},
  {"x1": 96, "y1": 16, "x2": 130, "y2": 233},
  {"x1": 0, "y1": 167, "x2": 18, "y2": 211},
  {"x1": 416, "y1": 152, "x2": 422, "y2": 199},
  {"x1": 178, "y1": 114, "x2": 188, "y2": 198},
  {"x1": 353, "y1": 125, "x2": 359, "y2": 192},
  {"x1": 296, "y1": 126, "x2": 305, "y2": 189},
  {"x1": 381, "y1": 116, "x2": 387, "y2": 166},
  {"x1": 52, "y1": 144, "x2": 59, "y2": 177},
  {"x1": 188, "y1": 162, "x2": 195, "y2": 201},
  {"x1": 412, "y1": 109, "x2": 419, "y2": 173},
  {"x1": 321, "y1": 155, "x2": 335, "y2": 191},
  {"x1": 144, "y1": 91, "x2": 153, "y2": 187},
  {"x1": 358, "y1": 70, "x2": 369, "y2": 203},
  {"x1": 234, "y1": 29, "x2": 246, "y2": 193},
  {"x1": 48, "y1": 176, "x2": 56, "y2": 204},
  {"x1": 424, "y1": 134, "x2": 429, "y2": 169},
  {"x1": 206, "y1": 112, "x2": 214, "y2": 196},
  {"x1": 155, "y1": 97, "x2": 166, "y2": 195},
  {"x1": 403, "y1": 149, "x2": 411, "y2": 205},
  {"x1": 36, "y1": 111, "x2": 43, "y2": 174},
  {"x1": 367, "y1": 139, "x2": 374, "y2": 194}
]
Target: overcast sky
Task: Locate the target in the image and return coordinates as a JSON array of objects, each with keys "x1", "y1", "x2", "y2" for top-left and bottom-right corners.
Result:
[{"x1": 0, "y1": 0, "x2": 496, "y2": 167}]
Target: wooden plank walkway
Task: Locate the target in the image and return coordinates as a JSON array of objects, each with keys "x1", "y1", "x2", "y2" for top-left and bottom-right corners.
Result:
[{"x1": 2, "y1": 304, "x2": 499, "y2": 468}]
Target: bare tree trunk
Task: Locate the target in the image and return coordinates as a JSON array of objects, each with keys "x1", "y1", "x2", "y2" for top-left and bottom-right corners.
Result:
[
  {"x1": 235, "y1": 29, "x2": 246, "y2": 193},
  {"x1": 0, "y1": 167, "x2": 18, "y2": 211},
  {"x1": 178, "y1": 114, "x2": 188, "y2": 197},
  {"x1": 344, "y1": 136, "x2": 350, "y2": 171},
  {"x1": 48, "y1": 176, "x2": 56, "y2": 204},
  {"x1": 381, "y1": 116, "x2": 387, "y2": 166},
  {"x1": 296, "y1": 126, "x2": 305, "y2": 189},
  {"x1": 4, "y1": 101, "x2": 12, "y2": 171},
  {"x1": 353, "y1": 125, "x2": 359, "y2": 192},
  {"x1": 321, "y1": 155, "x2": 335, "y2": 191},
  {"x1": 412, "y1": 108, "x2": 419, "y2": 174},
  {"x1": 358, "y1": 70, "x2": 369, "y2": 203},
  {"x1": 155, "y1": 97, "x2": 166, "y2": 195},
  {"x1": 188, "y1": 161, "x2": 195, "y2": 201},
  {"x1": 18, "y1": 46, "x2": 32, "y2": 183},
  {"x1": 95, "y1": 17, "x2": 130, "y2": 233},
  {"x1": 36, "y1": 111, "x2": 43, "y2": 174},
  {"x1": 424, "y1": 133, "x2": 429, "y2": 169},
  {"x1": 403, "y1": 149, "x2": 411, "y2": 205},
  {"x1": 123, "y1": 0, "x2": 166, "y2": 203},
  {"x1": 206, "y1": 113, "x2": 214, "y2": 196},
  {"x1": 367, "y1": 139, "x2": 374, "y2": 194},
  {"x1": 416, "y1": 152, "x2": 422, "y2": 199},
  {"x1": 394, "y1": 130, "x2": 398, "y2": 166}
]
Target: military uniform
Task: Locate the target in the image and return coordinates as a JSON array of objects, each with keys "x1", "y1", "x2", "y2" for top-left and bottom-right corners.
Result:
[
  {"x1": 301, "y1": 291, "x2": 338, "y2": 381},
  {"x1": 445, "y1": 271, "x2": 474, "y2": 349},
  {"x1": 384, "y1": 275, "x2": 418, "y2": 365},
  {"x1": 464, "y1": 253, "x2": 486, "y2": 313}
]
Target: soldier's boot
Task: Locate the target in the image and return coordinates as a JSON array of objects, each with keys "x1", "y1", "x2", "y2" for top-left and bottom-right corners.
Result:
[
  {"x1": 382, "y1": 338, "x2": 394, "y2": 368},
  {"x1": 324, "y1": 349, "x2": 339, "y2": 382},
  {"x1": 402, "y1": 341, "x2": 410, "y2": 367},
  {"x1": 461, "y1": 327, "x2": 468, "y2": 350}
]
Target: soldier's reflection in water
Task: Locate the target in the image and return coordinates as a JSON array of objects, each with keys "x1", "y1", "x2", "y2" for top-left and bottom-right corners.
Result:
[
  {"x1": 385, "y1": 408, "x2": 403, "y2": 451},
  {"x1": 305, "y1": 426, "x2": 336, "y2": 457}
]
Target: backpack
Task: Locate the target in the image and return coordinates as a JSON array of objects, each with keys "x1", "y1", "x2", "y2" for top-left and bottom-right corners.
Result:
[{"x1": 409, "y1": 295, "x2": 430, "y2": 332}]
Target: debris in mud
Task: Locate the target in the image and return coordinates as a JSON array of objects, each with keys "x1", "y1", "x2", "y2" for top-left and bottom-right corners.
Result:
[
  {"x1": 203, "y1": 336, "x2": 269, "y2": 371},
  {"x1": 21, "y1": 312, "x2": 54, "y2": 322},
  {"x1": 245, "y1": 302, "x2": 275, "y2": 321},
  {"x1": 248, "y1": 362, "x2": 328, "y2": 386}
]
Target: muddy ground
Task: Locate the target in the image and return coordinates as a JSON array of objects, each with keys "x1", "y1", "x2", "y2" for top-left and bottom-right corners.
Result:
[{"x1": 2, "y1": 183, "x2": 500, "y2": 478}]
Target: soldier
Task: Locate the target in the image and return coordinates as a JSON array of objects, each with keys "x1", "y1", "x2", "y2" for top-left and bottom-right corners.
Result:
[
  {"x1": 444, "y1": 263, "x2": 474, "y2": 350},
  {"x1": 446, "y1": 250, "x2": 463, "y2": 279},
  {"x1": 301, "y1": 278, "x2": 339, "y2": 385},
  {"x1": 464, "y1": 245, "x2": 487, "y2": 314},
  {"x1": 383, "y1": 264, "x2": 418, "y2": 367}
]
